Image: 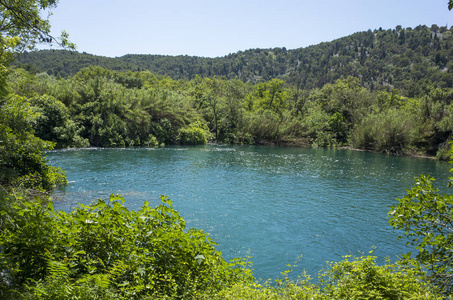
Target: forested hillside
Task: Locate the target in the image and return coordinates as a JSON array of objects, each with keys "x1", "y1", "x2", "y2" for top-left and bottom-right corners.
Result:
[
  {"x1": 16, "y1": 24, "x2": 453, "y2": 97},
  {"x1": 6, "y1": 62, "x2": 453, "y2": 159},
  {"x1": 11, "y1": 24, "x2": 453, "y2": 159}
]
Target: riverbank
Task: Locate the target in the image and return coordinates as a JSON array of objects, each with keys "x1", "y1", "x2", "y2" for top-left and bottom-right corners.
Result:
[{"x1": 253, "y1": 137, "x2": 446, "y2": 161}]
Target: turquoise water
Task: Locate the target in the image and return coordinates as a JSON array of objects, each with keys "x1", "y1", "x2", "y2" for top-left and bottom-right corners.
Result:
[{"x1": 46, "y1": 145, "x2": 451, "y2": 281}]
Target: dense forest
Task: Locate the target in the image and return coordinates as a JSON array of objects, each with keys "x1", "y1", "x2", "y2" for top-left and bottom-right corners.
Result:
[
  {"x1": 1, "y1": 0, "x2": 453, "y2": 298},
  {"x1": 16, "y1": 24, "x2": 453, "y2": 96},
  {"x1": 10, "y1": 24, "x2": 453, "y2": 159},
  {"x1": 6, "y1": 60, "x2": 453, "y2": 159}
]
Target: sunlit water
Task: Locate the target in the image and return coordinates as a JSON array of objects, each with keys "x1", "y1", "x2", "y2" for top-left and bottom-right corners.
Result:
[{"x1": 46, "y1": 145, "x2": 451, "y2": 281}]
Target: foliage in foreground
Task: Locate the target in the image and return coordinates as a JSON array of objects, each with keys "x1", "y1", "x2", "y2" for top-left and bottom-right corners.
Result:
[
  {"x1": 0, "y1": 194, "x2": 253, "y2": 299},
  {"x1": 389, "y1": 174, "x2": 453, "y2": 295},
  {"x1": 214, "y1": 255, "x2": 440, "y2": 300},
  {"x1": 0, "y1": 191, "x2": 442, "y2": 299}
]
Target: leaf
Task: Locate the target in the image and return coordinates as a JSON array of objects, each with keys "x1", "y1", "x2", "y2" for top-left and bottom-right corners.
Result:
[
  {"x1": 137, "y1": 267, "x2": 146, "y2": 276},
  {"x1": 195, "y1": 254, "x2": 205, "y2": 265}
]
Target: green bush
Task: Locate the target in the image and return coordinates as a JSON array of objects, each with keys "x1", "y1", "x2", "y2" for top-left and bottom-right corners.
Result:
[
  {"x1": 301, "y1": 104, "x2": 335, "y2": 147},
  {"x1": 0, "y1": 195, "x2": 252, "y2": 299},
  {"x1": 30, "y1": 94, "x2": 89, "y2": 148},
  {"x1": 318, "y1": 255, "x2": 440, "y2": 299},
  {"x1": 144, "y1": 134, "x2": 159, "y2": 147},
  {"x1": 206, "y1": 255, "x2": 440, "y2": 300},
  {"x1": 436, "y1": 142, "x2": 452, "y2": 160},
  {"x1": 177, "y1": 126, "x2": 207, "y2": 145},
  {"x1": 351, "y1": 109, "x2": 417, "y2": 154},
  {"x1": 152, "y1": 118, "x2": 175, "y2": 145},
  {"x1": 242, "y1": 110, "x2": 281, "y2": 141}
]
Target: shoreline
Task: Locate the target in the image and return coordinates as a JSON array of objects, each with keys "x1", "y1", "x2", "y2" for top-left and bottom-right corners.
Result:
[{"x1": 254, "y1": 138, "x2": 442, "y2": 160}]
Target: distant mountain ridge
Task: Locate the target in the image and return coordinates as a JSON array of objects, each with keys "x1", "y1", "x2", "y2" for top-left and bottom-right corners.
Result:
[{"x1": 15, "y1": 24, "x2": 453, "y2": 96}]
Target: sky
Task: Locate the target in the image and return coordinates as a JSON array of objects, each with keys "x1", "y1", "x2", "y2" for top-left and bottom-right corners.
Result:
[{"x1": 41, "y1": 0, "x2": 453, "y2": 58}]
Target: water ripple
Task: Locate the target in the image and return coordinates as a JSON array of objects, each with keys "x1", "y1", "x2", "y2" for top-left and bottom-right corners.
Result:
[{"x1": 46, "y1": 145, "x2": 451, "y2": 280}]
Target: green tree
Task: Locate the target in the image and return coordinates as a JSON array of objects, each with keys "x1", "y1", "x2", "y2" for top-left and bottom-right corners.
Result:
[
  {"x1": 191, "y1": 76, "x2": 225, "y2": 142},
  {"x1": 389, "y1": 148, "x2": 453, "y2": 294},
  {"x1": 220, "y1": 79, "x2": 248, "y2": 142},
  {"x1": 0, "y1": 0, "x2": 72, "y2": 191},
  {"x1": 0, "y1": 0, "x2": 75, "y2": 51},
  {"x1": 251, "y1": 79, "x2": 288, "y2": 115},
  {"x1": 177, "y1": 117, "x2": 210, "y2": 145},
  {"x1": 0, "y1": 94, "x2": 66, "y2": 190},
  {"x1": 31, "y1": 94, "x2": 88, "y2": 148},
  {"x1": 301, "y1": 103, "x2": 333, "y2": 147}
]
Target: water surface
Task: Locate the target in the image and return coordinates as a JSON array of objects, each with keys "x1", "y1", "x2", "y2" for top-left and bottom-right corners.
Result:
[{"x1": 46, "y1": 145, "x2": 451, "y2": 280}]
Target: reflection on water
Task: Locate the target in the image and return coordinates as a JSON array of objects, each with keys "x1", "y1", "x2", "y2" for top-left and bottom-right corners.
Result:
[{"x1": 47, "y1": 145, "x2": 451, "y2": 280}]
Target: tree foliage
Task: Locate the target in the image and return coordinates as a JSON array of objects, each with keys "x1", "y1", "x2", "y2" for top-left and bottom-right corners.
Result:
[
  {"x1": 0, "y1": 93, "x2": 66, "y2": 190},
  {"x1": 9, "y1": 23, "x2": 453, "y2": 156},
  {"x1": 389, "y1": 170, "x2": 453, "y2": 295},
  {"x1": 0, "y1": 0, "x2": 75, "y2": 51},
  {"x1": 16, "y1": 24, "x2": 453, "y2": 96},
  {"x1": 0, "y1": 0, "x2": 75, "y2": 192},
  {"x1": 4, "y1": 64, "x2": 453, "y2": 157}
]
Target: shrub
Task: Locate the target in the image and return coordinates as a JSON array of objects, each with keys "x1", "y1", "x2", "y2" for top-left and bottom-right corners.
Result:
[
  {"x1": 207, "y1": 255, "x2": 440, "y2": 300},
  {"x1": 0, "y1": 195, "x2": 252, "y2": 299},
  {"x1": 177, "y1": 126, "x2": 207, "y2": 145},
  {"x1": 30, "y1": 94, "x2": 88, "y2": 149},
  {"x1": 351, "y1": 109, "x2": 417, "y2": 154},
  {"x1": 242, "y1": 110, "x2": 281, "y2": 141},
  {"x1": 144, "y1": 134, "x2": 159, "y2": 147},
  {"x1": 319, "y1": 255, "x2": 440, "y2": 299}
]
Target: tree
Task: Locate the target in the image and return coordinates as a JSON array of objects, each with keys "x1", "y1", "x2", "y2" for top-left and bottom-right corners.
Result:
[
  {"x1": 0, "y1": 94, "x2": 66, "y2": 190},
  {"x1": 252, "y1": 79, "x2": 288, "y2": 115},
  {"x1": 31, "y1": 94, "x2": 88, "y2": 148},
  {"x1": 191, "y1": 76, "x2": 225, "y2": 142},
  {"x1": 0, "y1": 0, "x2": 75, "y2": 51},
  {"x1": 0, "y1": 0, "x2": 72, "y2": 191},
  {"x1": 388, "y1": 147, "x2": 453, "y2": 294}
]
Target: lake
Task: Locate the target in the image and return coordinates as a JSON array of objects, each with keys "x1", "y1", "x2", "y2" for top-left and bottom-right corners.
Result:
[{"x1": 46, "y1": 145, "x2": 451, "y2": 281}]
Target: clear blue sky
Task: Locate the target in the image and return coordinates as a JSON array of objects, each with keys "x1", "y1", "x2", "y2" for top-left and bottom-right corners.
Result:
[{"x1": 42, "y1": 0, "x2": 453, "y2": 58}]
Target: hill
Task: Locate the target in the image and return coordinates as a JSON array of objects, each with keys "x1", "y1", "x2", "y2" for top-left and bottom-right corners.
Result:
[{"x1": 16, "y1": 24, "x2": 453, "y2": 97}]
